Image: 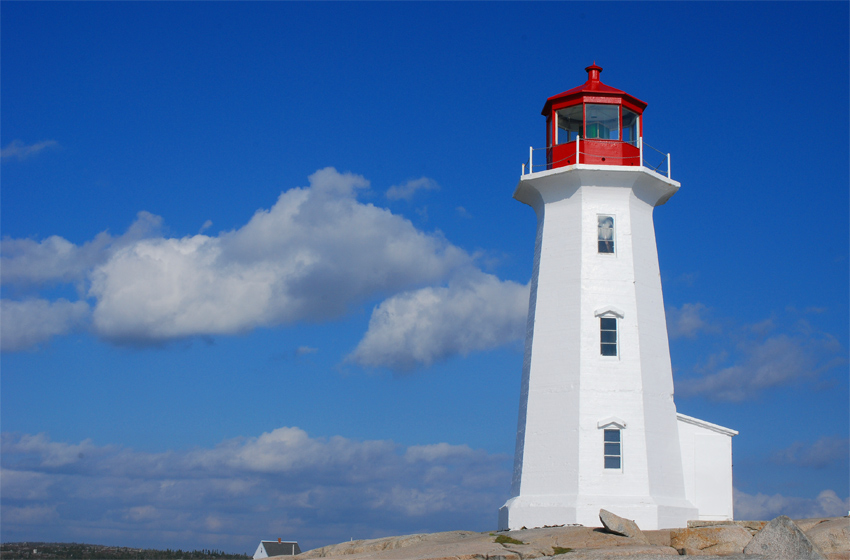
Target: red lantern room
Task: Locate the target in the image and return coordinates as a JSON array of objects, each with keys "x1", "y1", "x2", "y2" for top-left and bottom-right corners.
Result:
[{"x1": 542, "y1": 63, "x2": 646, "y2": 169}]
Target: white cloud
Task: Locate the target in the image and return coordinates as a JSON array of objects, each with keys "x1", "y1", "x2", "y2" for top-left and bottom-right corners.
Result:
[
  {"x1": 85, "y1": 168, "x2": 469, "y2": 344},
  {"x1": 770, "y1": 436, "x2": 849, "y2": 469},
  {"x1": 2, "y1": 168, "x2": 527, "y2": 367},
  {"x1": 0, "y1": 504, "x2": 58, "y2": 525},
  {"x1": 0, "y1": 469, "x2": 54, "y2": 500},
  {"x1": 676, "y1": 329, "x2": 843, "y2": 402},
  {"x1": 0, "y1": 432, "x2": 102, "y2": 467},
  {"x1": 734, "y1": 488, "x2": 849, "y2": 520},
  {"x1": 0, "y1": 299, "x2": 90, "y2": 352},
  {"x1": 348, "y1": 272, "x2": 528, "y2": 371},
  {"x1": 3, "y1": 169, "x2": 481, "y2": 351},
  {"x1": 1, "y1": 139, "x2": 59, "y2": 162},
  {"x1": 666, "y1": 302, "x2": 713, "y2": 339},
  {"x1": 0, "y1": 428, "x2": 510, "y2": 551},
  {"x1": 385, "y1": 177, "x2": 439, "y2": 201},
  {"x1": 1, "y1": 211, "x2": 162, "y2": 288}
]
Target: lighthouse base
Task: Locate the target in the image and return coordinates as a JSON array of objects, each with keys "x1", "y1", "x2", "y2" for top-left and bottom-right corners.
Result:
[{"x1": 498, "y1": 494, "x2": 698, "y2": 531}]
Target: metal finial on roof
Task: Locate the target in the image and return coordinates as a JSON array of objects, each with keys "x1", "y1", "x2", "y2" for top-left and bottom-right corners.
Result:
[{"x1": 585, "y1": 62, "x2": 603, "y2": 83}]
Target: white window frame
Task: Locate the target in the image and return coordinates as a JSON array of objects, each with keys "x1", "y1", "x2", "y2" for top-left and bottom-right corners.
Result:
[
  {"x1": 598, "y1": 418, "x2": 626, "y2": 472},
  {"x1": 594, "y1": 306, "x2": 624, "y2": 359}
]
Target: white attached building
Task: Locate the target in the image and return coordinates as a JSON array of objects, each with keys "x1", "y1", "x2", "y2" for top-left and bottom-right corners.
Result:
[
  {"x1": 499, "y1": 64, "x2": 736, "y2": 531},
  {"x1": 253, "y1": 540, "x2": 301, "y2": 559}
]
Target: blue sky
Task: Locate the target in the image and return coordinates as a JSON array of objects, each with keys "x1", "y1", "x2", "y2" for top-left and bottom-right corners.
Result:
[{"x1": 2, "y1": 1, "x2": 848, "y2": 554}]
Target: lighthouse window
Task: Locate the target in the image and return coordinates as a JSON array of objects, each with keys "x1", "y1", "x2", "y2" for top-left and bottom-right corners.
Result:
[
  {"x1": 598, "y1": 215, "x2": 614, "y2": 253},
  {"x1": 604, "y1": 429, "x2": 622, "y2": 469},
  {"x1": 556, "y1": 105, "x2": 583, "y2": 145},
  {"x1": 585, "y1": 104, "x2": 619, "y2": 140},
  {"x1": 622, "y1": 108, "x2": 639, "y2": 146},
  {"x1": 600, "y1": 317, "x2": 618, "y2": 356}
]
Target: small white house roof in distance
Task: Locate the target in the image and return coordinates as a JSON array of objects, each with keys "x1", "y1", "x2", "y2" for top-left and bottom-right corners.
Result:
[
  {"x1": 253, "y1": 541, "x2": 301, "y2": 559},
  {"x1": 677, "y1": 413, "x2": 739, "y2": 437}
]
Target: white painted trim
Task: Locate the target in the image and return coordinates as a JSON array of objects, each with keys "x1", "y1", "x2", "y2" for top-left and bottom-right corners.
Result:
[
  {"x1": 598, "y1": 417, "x2": 627, "y2": 429},
  {"x1": 595, "y1": 305, "x2": 625, "y2": 318},
  {"x1": 677, "y1": 413, "x2": 738, "y2": 436},
  {"x1": 516, "y1": 162, "x2": 680, "y2": 188}
]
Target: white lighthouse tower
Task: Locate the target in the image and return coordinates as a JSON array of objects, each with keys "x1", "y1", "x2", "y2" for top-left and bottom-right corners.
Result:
[{"x1": 499, "y1": 64, "x2": 736, "y2": 531}]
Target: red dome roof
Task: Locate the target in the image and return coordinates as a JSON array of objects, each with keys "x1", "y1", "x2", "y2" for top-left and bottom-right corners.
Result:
[{"x1": 541, "y1": 64, "x2": 647, "y2": 116}]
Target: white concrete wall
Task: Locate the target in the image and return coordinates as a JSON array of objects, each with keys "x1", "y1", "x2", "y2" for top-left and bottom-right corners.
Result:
[
  {"x1": 677, "y1": 414, "x2": 737, "y2": 521},
  {"x1": 501, "y1": 165, "x2": 697, "y2": 531}
]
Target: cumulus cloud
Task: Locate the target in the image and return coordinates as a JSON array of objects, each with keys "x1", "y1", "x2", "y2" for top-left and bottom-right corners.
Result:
[
  {"x1": 85, "y1": 168, "x2": 469, "y2": 343},
  {"x1": 0, "y1": 428, "x2": 510, "y2": 551},
  {"x1": 2, "y1": 169, "x2": 484, "y2": 351},
  {"x1": 666, "y1": 302, "x2": 713, "y2": 339},
  {"x1": 3, "y1": 168, "x2": 527, "y2": 365},
  {"x1": 0, "y1": 299, "x2": 90, "y2": 352},
  {"x1": 385, "y1": 177, "x2": 439, "y2": 201},
  {"x1": 1, "y1": 140, "x2": 59, "y2": 162},
  {"x1": 1, "y1": 211, "x2": 162, "y2": 289},
  {"x1": 734, "y1": 488, "x2": 849, "y2": 520},
  {"x1": 770, "y1": 436, "x2": 850, "y2": 469},
  {"x1": 348, "y1": 272, "x2": 528, "y2": 371}
]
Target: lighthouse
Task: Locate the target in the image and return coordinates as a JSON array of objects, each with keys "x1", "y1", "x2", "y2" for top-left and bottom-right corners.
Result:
[{"x1": 499, "y1": 65, "x2": 737, "y2": 531}]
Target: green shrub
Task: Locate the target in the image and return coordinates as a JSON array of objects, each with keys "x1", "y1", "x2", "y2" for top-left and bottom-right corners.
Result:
[{"x1": 494, "y1": 535, "x2": 524, "y2": 545}]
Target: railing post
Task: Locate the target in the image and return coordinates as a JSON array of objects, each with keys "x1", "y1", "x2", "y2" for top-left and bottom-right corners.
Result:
[
  {"x1": 667, "y1": 153, "x2": 671, "y2": 179},
  {"x1": 576, "y1": 136, "x2": 580, "y2": 165},
  {"x1": 529, "y1": 146, "x2": 534, "y2": 173},
  {"x1": 522, "y1": 163, "x2": 526, "y2": 175},
  {"x1": 639, "y1": 136, "x2": 643, "y2": 168}
]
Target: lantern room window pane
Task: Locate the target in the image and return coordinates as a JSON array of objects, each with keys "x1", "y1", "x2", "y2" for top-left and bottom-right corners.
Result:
[
  {"x1": 623, "y1": 108, "x2": 639, "y2": 146},
  {"x1": 586, "y1": 104, "x2": 619, "y2": 140},
  {"x1": 556, "y1": 105, "x2": 583, "y2": 145}
]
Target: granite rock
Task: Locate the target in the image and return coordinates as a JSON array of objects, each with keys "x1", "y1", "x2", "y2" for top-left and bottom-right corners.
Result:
[
  {"x1": 805, "y1": 518, "x2": 850, "y2": 556},
  {"x1": 549, "y1": 545, "x2": 679, "y2": 558},
  {"x1": 285, "y1": 516, "x2": 845, "y2": 560},
  {"x1": 670, "y1": 525, "x2": 752, "y2": 555},
  {"x1": 687, "y1": 520, "x2": 767, "y2": 535},
  {"x1": 743, "y1": 515, "x2": 827, "y2": 560},
  {"x1": 599, "y1": 509, "x2": 651, "y2": 544}
]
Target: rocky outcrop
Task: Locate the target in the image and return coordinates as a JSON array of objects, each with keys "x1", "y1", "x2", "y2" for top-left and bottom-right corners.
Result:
[
  {"x1": 285, "y1": 515, "x2": 848, "y2": 560},
  {"x1": 743, "y1": 515, "x2": 827, "y2": 559},
  {"x1": 687, "y1": 520, "x2": 767, "y2": 536},
  {"x1": 599, "y1": 509, "x2": 651, "y2": 545},
  {"x1": 805, "y1": 518, "x2": 850, "y2": 559},
  {"x1": 297, "y1": 531, "x2": 487, "y2": 559},
  {"x1": 670, "y1": 525, "x2": 752, "y2": 555}
]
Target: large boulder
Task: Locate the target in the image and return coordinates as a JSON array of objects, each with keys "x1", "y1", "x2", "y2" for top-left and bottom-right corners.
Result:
[
  {"x1": 805, "y1": 518, "x2": 850, "y2": 557},
  {"x1": 744, "y1": 515, "x2": 827, "y2": 559},
  {"x1": 599, "y1": 509, "x2": 651, "y2": 544},
  {"x1": 670, "y1": 525, "x2": 752, "y2": 555}
]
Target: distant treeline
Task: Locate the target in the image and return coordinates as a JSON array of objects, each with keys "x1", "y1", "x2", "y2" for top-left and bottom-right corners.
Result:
[{"x1": 0, "y1": 543, "x2": 250, "y2": 560}]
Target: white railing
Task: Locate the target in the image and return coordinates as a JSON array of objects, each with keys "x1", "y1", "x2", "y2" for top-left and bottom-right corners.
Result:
[{"x1": 521, "y1": 137, "x2": 671, "y2": 179}]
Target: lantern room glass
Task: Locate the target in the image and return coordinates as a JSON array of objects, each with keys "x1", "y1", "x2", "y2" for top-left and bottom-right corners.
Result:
[
  {"x1": 556, "y1": 105, "x2": 583, "y2": 145},
  {"x1": 585, "y1": 104, "x2": 619, "y2": 140},
  {"x1": 622, "y1": 108, "x2": 639, "y2": 146}
]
